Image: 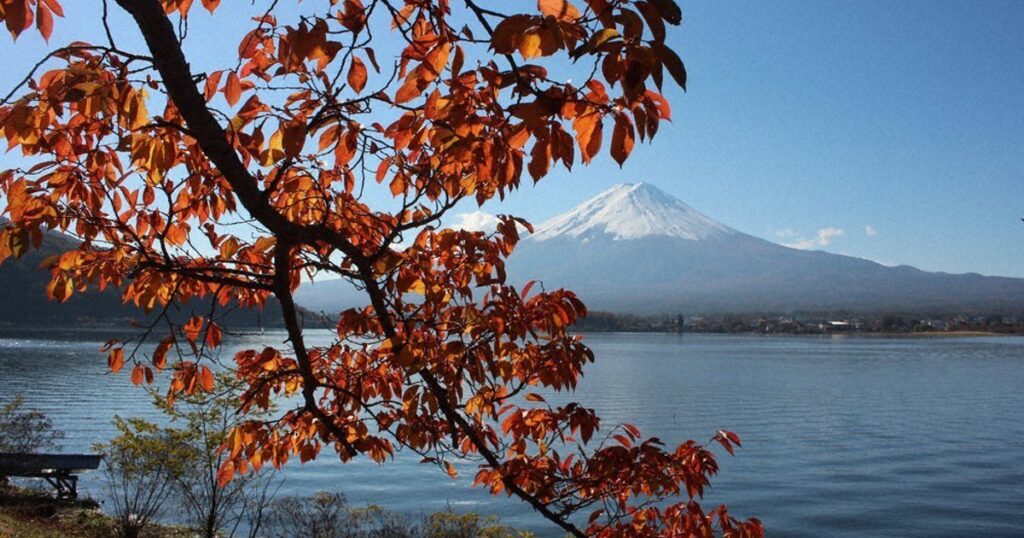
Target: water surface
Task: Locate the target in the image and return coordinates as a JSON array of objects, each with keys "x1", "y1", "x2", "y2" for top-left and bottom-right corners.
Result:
[{"x1": 1, "y1": 329, "x2": 1021, "y2": 536}]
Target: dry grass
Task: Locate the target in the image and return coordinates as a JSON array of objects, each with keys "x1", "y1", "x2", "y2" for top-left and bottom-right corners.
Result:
[{"x1": 0, "y1": 483, "x2": 187, "y2": 538}]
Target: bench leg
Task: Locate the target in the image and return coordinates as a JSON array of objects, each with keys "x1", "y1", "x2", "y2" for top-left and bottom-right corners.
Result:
[{"x1": 42, "y1": 474, "x2": 78, "y2": 500}]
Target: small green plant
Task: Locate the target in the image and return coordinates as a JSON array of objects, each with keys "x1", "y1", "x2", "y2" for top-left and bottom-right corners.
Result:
[
  {"x1": 261, "y1": 491, "x2": 534, "y2": 538},
  {"x1": 0, "y1": 396, "x2": 64, "y2": 453},
  {"x1": 154, "y1": 378, "x2": 278, "y2": 538},
  {"x1": 96, "y1": 375, "x2": 277, "y2": 538},
  {"x1": 94, "y1": 418, "x2": 181, "y2": 538}
]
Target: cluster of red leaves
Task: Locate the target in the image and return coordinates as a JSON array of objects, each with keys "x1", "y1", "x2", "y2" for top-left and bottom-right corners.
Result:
[
  {"x1": 1, "y1": 0, "x2": 62, "y2": 41},
  {"x1": 0, "y1": 1, "x2": 762, "y2": 536}
]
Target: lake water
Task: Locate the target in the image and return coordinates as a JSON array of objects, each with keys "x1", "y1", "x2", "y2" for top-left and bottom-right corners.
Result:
[{"x1": 1, "y1": 329, "x2": 1022, "y2": 537}]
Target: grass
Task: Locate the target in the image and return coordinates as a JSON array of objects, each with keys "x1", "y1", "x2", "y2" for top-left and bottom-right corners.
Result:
[{"x1": 0, "y1": 482, "x2": 187, "y2": 538}]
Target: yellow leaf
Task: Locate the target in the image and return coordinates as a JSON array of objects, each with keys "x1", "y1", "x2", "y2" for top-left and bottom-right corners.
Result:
[{"x1": 518, "y1": 32, "x2": 542, "y2": 59}]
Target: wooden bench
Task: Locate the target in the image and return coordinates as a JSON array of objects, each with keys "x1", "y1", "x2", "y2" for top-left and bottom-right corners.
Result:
[{"x1": 0, "y1": 453, "x2": 103, "y2": 499}]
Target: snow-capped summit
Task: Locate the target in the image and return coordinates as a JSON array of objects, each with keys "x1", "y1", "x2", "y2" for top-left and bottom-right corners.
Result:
[
  {"x1": 506, "y1": 181, "x2": 1024, "y2": 314},
  {"x1": 528, "y1": 182, "x2": 735, "y2": 242}
]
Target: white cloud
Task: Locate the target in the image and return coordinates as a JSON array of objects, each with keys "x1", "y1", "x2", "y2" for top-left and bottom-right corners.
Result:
[
  {"x1": 448, "y1": 211, "x2": 501, "y2": 233},
  {"x1": 774, "y1": 228, "x2": 796, "y2": 238},
  {"x1": 784, "y1": 227, "x2": 844, "y2": 250},
  {"x1": 865, "y1": 225, "x2": 878, "y2": 237}
]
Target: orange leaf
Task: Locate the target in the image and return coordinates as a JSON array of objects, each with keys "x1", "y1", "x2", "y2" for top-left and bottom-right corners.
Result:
[
  {"x1": 394, "y1": 77, "x2": 422, "y2": 104},
  {"x1": 491, "y1": 15, "x2": 535, "y2": 55},
  {"x1": 201, "y1": 0, "x2": 220, "y2": 13},
  {"x1": 216, "y1": 459, "x2": 235, "y2": 487},
  {"x1": 108, "y1": 348, "x2": 125, "y2": 373},
  {"x1": 199, "y1": 365, "x2": 215, "y2": 392},
  {"x1": 183, "y1": 316, "x2": 203, "y2": 343},
  {"x1": 35, "y1": 2, "x2": 54, "y2": 41},
  {"x1": 224, "y1": 72, "x2": 242, "y2": 106},
  {"x1": 153, "y1": 337, "x2": 172, "y2": 370},
  {"x1": 130, "y1": 364, "x2": 144, "y2": 386},
  {"x1": 348, "y1": 56, "x2": 368, "y2": 93},
  {"x1": 573, "y1": 111, "x2": 603, "y2": 163},
  {"x1": 538, "y1": 0, "x2": 580, "y2": 21},
  {"x1": 42, "y1": 0, "x2": 64, "y2": 17},
  {"x1": 205, "y1": 322, "x2": 222, "y2": 348},
  {"x1": 46, "y1": 276, "x2": 73, "y2": 303},
  {"x1": 204, "y1": 70, "x2": 223, "y2": 101},
  {"x1": 389, "y1": 174, "x2": 407, "y2": 196}
]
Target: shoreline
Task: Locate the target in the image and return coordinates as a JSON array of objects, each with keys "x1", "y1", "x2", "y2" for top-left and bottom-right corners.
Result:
[{"x1": 575, "y1": 330, "x2": 1014, "y2": 338}]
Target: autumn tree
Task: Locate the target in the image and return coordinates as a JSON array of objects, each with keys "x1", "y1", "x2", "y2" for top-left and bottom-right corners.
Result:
[{"x1": 0, "y1": 0, "x2": 762, "y2": 536}]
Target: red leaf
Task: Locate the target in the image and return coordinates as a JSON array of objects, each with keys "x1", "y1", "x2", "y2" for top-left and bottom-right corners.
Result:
[
  {"x1": 521, "y1": 280, "x2": 537, "y2": 299},
  {"x1": 610, "y1": 115, "x2": 635, "y2": 166},
  {"x1": 4, "y1": 0, "x2": 32, "y2": 38},
  {"x1": 720, "y1": 429, "x2": 741, "y2": 446},
  {"x1": 35, "y1": 2, "x2": 53, "y2": 41}
]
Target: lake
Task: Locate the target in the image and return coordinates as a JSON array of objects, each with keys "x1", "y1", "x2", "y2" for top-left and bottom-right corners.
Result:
[{"x1": 1, "y1": 329, "x2": 1022, "y2": 537}]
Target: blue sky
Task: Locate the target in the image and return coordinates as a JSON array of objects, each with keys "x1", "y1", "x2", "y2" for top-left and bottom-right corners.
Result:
[
  {"x1": 4, "y1": 1, "x2": 1023, "y2": 276},
  {"x1": 489, "y1": 0, "x2": 1024, "y2": 277}
]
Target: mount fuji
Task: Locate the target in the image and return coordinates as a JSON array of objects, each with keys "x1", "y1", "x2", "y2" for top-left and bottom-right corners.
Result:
[{"x1": 507, "y1": 183, "x2": 1024, "y2": 314}]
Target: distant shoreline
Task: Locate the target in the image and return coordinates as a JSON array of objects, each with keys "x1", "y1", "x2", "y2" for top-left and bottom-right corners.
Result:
[
  {"x1": 855, "y1": 330, "x2": 1009, "y2": 338},
  {"x1": 575, "y1": 330, "x2": 1012, "y2": 338},
  {"x1": 0, "y1": 324, "x2": 1016, "y2": 340}
]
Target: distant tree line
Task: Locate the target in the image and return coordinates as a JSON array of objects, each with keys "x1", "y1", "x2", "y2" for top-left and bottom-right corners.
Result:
[{"x1": 573, "y1": 311, "x2": 1024, "y2": 335}]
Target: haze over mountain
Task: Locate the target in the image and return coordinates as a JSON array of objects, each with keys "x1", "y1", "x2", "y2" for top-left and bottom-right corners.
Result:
[{"x1": 508, "y1": 183, "x2": 1024, "y2": 315}]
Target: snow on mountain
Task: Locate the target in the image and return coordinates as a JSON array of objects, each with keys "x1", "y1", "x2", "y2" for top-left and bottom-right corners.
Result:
[
  {"x1": 528, "y1": 183, "x2": 735, "y2": 242},
  {"x1": 508, "y1": 182, "x2": 1024, "y2": 314}
]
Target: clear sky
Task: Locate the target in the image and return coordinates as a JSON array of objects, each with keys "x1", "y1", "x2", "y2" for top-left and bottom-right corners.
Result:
[
  {"x1": 490, "y1": 0, "x2": 1024, "y2": 277},
  {"x1": 3, "y1": 1, "x2": 1023, "y2": 276}
]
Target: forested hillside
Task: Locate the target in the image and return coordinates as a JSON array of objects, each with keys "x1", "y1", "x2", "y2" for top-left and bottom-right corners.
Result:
[{"x1": 0, "y1": 222, "x2": 289, "y2": 328}]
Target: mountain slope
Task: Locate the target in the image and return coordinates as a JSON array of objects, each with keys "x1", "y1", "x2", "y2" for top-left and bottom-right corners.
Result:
[
  {"x1": 508, "y1": 183, "x2": 1024, "y2": 314},
  {"x1": 0, "y1": 221, "x2": 292, "y2": 327}
]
